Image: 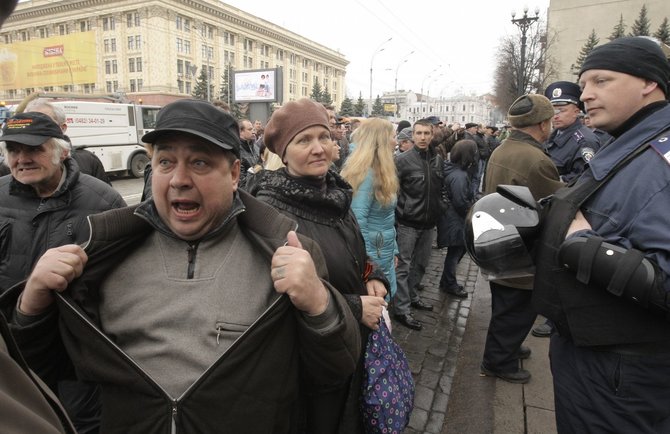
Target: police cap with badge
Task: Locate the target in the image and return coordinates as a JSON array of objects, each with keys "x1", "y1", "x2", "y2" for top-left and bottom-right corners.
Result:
[{"x1": 544, "y1": 81, "x2": 584, "y2": 111}]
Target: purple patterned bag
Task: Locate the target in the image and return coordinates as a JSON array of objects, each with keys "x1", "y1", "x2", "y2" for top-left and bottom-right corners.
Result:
[{"x1": 361, "y1": 317, "x2": 415, "y2": 434}]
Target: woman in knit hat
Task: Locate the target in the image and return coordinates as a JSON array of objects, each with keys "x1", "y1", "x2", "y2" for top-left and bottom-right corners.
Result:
[{"x1": 243, "y1": 98, "x2": 390, "y2": 434}]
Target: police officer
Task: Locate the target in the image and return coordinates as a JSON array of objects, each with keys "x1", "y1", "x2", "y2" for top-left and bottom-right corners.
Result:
[
  {"x1": 543, "y1": 81, "x2": 601, "y2": 183},
  {"x1": 533, "y1": 37, "x2": 670, "y2": 433}
]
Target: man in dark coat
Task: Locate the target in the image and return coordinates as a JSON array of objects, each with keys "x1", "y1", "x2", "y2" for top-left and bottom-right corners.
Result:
[{"x1": 480, "y1": 94, "x2": 563, "y2": 384}]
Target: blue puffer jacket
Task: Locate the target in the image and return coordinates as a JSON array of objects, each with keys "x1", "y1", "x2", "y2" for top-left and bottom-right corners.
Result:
[{"x1": 350, "y1": 170, "x2": 398, "y2": 298}]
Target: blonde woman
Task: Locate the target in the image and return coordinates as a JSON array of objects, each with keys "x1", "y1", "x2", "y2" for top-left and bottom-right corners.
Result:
[{"x1": 341, "y1": 118, "x2": 399, "y2": 298}]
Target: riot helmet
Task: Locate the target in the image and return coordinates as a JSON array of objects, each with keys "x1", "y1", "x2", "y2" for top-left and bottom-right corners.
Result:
[{"x1": 465, "y1": 185, "x2": 540, "y2": 279}]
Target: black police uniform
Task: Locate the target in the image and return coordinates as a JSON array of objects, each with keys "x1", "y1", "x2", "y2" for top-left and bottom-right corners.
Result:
[
  {"x1": 534, "y1": 102, "x2": 670, "y2": 433},
  {"x1": 544, "y1": 81, "x2": 601, "y2": 182}
]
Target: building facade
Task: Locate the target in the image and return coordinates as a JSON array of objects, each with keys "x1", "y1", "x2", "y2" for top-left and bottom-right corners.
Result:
[
  {"x1": 383, "y1": 91, "x2": 498, "y2": 127},
  {"x1": 0, "y1": 0, "x2": 348, "y2": 107},
  {"x1": 546, "y1": 0, "x2": 670, "y2": 81}
]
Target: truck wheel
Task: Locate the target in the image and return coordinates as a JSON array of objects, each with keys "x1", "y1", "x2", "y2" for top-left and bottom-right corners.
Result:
[{"x1": 130, "y1": 153, "x2": 150, "y2": 178}]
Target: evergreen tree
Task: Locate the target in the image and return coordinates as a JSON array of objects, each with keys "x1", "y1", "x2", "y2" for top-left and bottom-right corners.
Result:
[
  {"x1": 353, "y1": 93, "x2": 365, "y2": 117},
  {"x1": 609, "y1": 14, "x2": 626, "y2": 40},
  {"x1": 654, "y1": 17, "x2": 670, "y2": 44},
  {"x1": 192, "y1": 67, "x2": 213, "y2": 101},
  {"x1": 371, "y1": 95, "x2": 384, "y2": 116},
  {"x1": 574, "y1": 29, "x2": 600, "y2": 75},
  {"x1": 217, "y1": 66, "x2": 242, "y2": 118},
  {"x1": 629, "y1": 5, "x2": 650, "y2": 36},
  {"x1": 310, "y1": 80, "x2": 323, "y2": 101},
  {"x1": 321, "y1": 86, "x2": 333, "y2": 105},
  {"x1": 339, "y1": 97, "x2": 354, "y2": 116}
]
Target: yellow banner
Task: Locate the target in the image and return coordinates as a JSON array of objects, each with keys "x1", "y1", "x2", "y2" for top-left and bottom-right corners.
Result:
[{"x1": 0, "y1": 32, "x2": 97, "y2": 90}]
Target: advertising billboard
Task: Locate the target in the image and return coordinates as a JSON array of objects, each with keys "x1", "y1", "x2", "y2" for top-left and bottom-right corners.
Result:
[
  {"x1": 0, "y1": 32, "x2": 97, "y2": 91},
  {"x1": 233, "y1": 68, "x2": 282, "y2": 103}
]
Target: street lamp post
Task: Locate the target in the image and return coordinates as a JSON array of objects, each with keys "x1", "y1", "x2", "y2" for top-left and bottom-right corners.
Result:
[
  {"x1": 511, "y1": 6, "x2": 540, "y2": 97},
  {"x1": 420, "y1": 66, "x2": 441, "y2": 115},
  {"x1": 369, "y1": 37, "x2": 392, "y2": 117},
  {"x1": 394, "y1": 50, "x2": 414, "y2": 119}
]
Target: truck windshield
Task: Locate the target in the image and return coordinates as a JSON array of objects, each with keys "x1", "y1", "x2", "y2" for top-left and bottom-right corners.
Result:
[{"x1": 142, "y1": 108, "x2": 160, "y2": 129}]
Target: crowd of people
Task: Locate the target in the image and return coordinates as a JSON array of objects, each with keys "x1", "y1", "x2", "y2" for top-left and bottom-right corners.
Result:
[{"x1": 0, "y1": 0, "x2": 668, "y2": 429}]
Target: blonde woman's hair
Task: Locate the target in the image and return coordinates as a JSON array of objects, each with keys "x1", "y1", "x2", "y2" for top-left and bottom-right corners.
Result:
[{"x1": 341, "y1": 118, "x2": 398, "y2": 207}]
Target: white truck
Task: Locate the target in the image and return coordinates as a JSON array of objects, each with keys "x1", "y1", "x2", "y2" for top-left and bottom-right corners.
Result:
[{"x1": 52, "y1": 101, "x2": 161, "y2": 178}]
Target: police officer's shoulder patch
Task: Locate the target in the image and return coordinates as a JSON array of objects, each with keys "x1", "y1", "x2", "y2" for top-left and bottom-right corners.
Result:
[
  {"x1": 573, "y1": 130, "x2": 585, "y2": 144},
  {"x1": 580, "y1": 147, "x2": 595, "y2": 163},
  {"x1": 650, "y1": 135, "x2": 670, "y2": 167}
]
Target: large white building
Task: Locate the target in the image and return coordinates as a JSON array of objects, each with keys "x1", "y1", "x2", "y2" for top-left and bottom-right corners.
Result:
[
  {"x1": 0, "y1": 0, "x2": 348, "y2": 107},
  {"x1": 382, "y1": 91, "x2": 500, "y2": 126}
]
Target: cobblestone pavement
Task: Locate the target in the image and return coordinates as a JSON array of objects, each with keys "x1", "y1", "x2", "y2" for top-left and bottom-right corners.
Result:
[{"x1": 390, "y1": 246, "x2": 479, "y2": 434}]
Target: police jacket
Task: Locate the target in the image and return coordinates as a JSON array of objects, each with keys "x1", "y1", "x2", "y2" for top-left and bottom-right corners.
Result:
[
  {"x1": 395, "y1": 145, "x2": 443, "y2": 229},
  {"x1": 545, "y1": 120, "x2": 600, "y2": 182},
  {"x1": 0, "y1": 191, "x2": 361, "y2": 434},
  {"x1": 534, "y1": 102, "x2": 670, "y2": 348},
  {"x1": 0, "y1": 158, "x2": 125, "y2": 293}
]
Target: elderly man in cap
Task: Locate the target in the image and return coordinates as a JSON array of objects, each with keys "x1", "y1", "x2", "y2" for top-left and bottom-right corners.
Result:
[
  {"x1": 0, "y1": 112, "x2": 125, "y2": 432},
  {"x1": 395, "y1": 126, "x2": 414, "y2": 154},
  {"x1": 543, "y1": 81, "x2": 601, "y2": 183},
  {"x1": 533, "y1": 36, "x2": 670, "y2": 432},
  {"x1": 0, "y1": 99, "x2": 360, "y2": 433},
  {"x1": 480, "y1": 94, "x2": 563, "y2": 384}
]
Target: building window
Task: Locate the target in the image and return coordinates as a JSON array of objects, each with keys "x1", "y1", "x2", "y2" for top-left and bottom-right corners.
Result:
[
  {"x1": 104, "y1": 39, "x2": 110, "y2": 53},
  {"x1": 128, "y1": 36, "x2": 134, "y2": 50},
  {"x1": 184, "y1": 18, "x2": 190, "y2": 32},
  {"x1": 135, "y1": 35, "x2": 141, "y2": 50},
  {"x1": 79, "y1": 20, "x2": 90, "y2": 32},
  {"x1": 176, "y1": 38, "x2": 183, "y2": 53},
  {"x1": 177, "y1": 80, "x2": 184, "y2": 93},
  {"x1": 20, "y1": 31, "x2": 28, "y2": 41},
  {"x1": 102, "y1": 16, "x2": 115, "y2": 31},
  {"x1": 223, "y1": 32, "x2": 235, "y2": 45},
  {"x1": 137, "y1": 79, "x2": 143, "y2": 91},
  {"x1": 38, "y1": 28, "x2": 48, "y2": 38},
  {"x1": 136, "y1": 58, "x2": 142, "y2": 72},
  {"x1": 112, "y1": 60, "x2": 118, "y2": 74},
  {"x1": 302, "y1": 59, "x2": 309, "y2": 68},
  {"x1": 200, "y1": 25, "x2": 213, "y2": 39},
  {"x1": 129, "y1": 58, "x2": 135, "y2": 72},
  {"x1": 127, "y1": 12, "x2": 140, "y2": 28},
  {"x1": 111, "y1": 38, "x2": 116, "y2": 52},
  {"x1": 224, "y1": 51, "x2": 235, "y2": 65},
  {"x1": 105, "y1": 60, "x2": 111, "y2": 74},
  {"x1": 176, "y1": 16, "x2": 183, "y2": 30},
  {"x1": 130, "y1": 79, "x2": 136, "y2": 92},
  {"x1": 185, "y1": 81, "x2": 191, "y2": 94},
  {"x1": 261, "y1": 45, "x2": 269, "y2": 56},
  {"x1": 59, "y1": 24, "x2": 68, "y2": 35},
  {"x1": 290, "y1": 53, "x2": 296, "y2": 65},
  {"x1": 184, "y1": 40, "x2": 191, "y2": 54},
  {"x1": 84, "y1": 83, "x2": 95, "y2": 93},
  {"x1": 3, "y1": 34, "x2": 11, "y2": 44},
  {"x1": 276, "y1": 49, "x2": 284, "y2": 61},
  {"x1": 244, "y1": 38, "x2": 253, "y2": 52}
]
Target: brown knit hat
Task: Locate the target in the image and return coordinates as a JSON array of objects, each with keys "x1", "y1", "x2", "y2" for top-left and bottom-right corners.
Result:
[
  {"x1": 507, "y1": 94, "x2": 555, "y2": 128},
  {"x1": 264, "y1": 98, "x2": 331, "y2": 158}
]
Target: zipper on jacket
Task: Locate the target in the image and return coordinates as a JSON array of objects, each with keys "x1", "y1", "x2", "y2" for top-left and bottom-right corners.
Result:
[
  {"x1": 186, "y1": 243, "x2": 198, "y2": 279},
  {"x1": 171, "y1": 400, "x2": 178, "y2": 434}
]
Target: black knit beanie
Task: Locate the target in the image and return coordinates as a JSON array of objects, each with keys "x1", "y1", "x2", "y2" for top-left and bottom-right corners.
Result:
[{"x1": 579, "y1": 37, "x2": 670, "y2": 96}]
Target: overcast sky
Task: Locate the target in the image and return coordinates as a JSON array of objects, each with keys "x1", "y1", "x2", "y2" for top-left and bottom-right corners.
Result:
[{"x1": 223, "y1": 0, "x2": 551, "y2": 99}]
